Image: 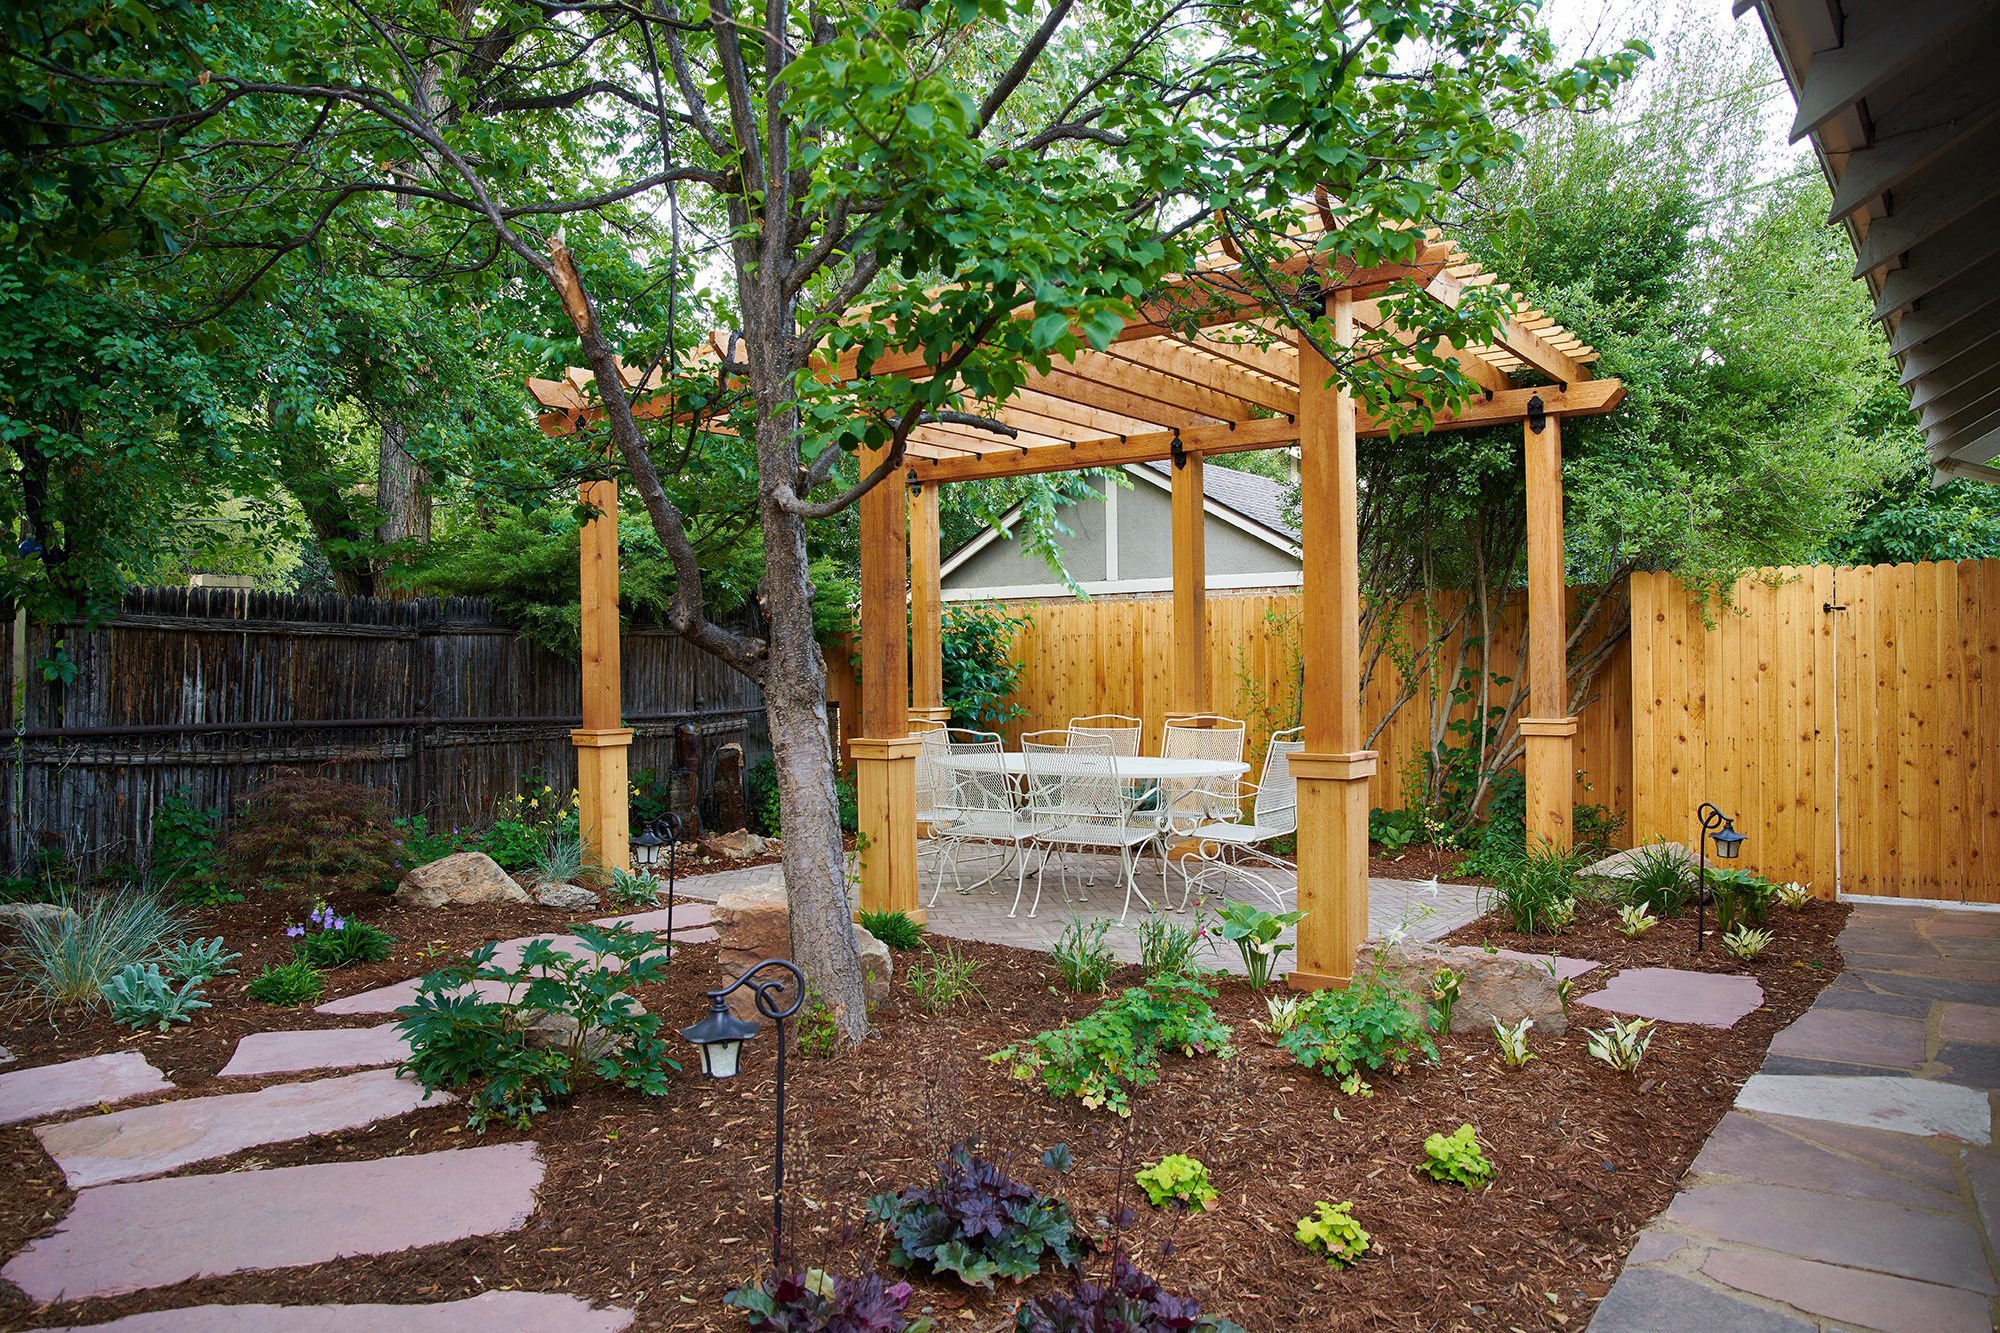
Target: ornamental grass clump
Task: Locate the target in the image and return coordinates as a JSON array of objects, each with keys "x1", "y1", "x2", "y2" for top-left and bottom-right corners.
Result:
[
  {"x1": 867, "y1": 1145, "x2": 1083, "y2": 1288},
  {"x1": 1295, "y1": 1201, "x2": 1370, "y2": 1268},
  {"x1": 8, "y1": 887, "x2": 185, "y2": 1010},
  {"x1": 246, "y1": 959, "x2": 326, "y2": 1007},
  {"x1": 1136, "y1": 909, "x2": 1210, "y2": 981},
  {"x1": 1049, "y1": 916, "x2": 1118, "y2": 994},
  {"x1": 1013, "y1": 1253, "x2": 1245, "y2": 1332},
  {"x1": 1134, "y1": 1153, "x2": 1218, "y2": 1212},
  {"x1": 1484, "y1": 842, "x2": 1587, "y2": 934},
  {"x1": 991, "y1": 974, "x2": 1232, "y2": 1117},
  {"x1": 1420, "y1": 1124, "x2": 1496, "y2": 1189},
  {"x1": 1620, "y1": 842, "x2": 1693, "y2": 917},
  {"x1": 860, "y1": 908, "x2": 926, "y2": 953},
  {"x1": 905, "y1": 940, "x2": 986, "y2": 1014}
]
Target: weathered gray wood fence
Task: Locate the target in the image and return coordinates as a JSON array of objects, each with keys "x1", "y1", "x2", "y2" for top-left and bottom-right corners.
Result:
[{"x1": 1, "y1": 587, "x2": 771, "y2": 874}]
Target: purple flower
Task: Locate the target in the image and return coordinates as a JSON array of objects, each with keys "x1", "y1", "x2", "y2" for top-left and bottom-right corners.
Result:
[
  {"x1": 331, "y1": 917, "x2": 346, "y2": 932},
  {"x1": 285, "y1": 924, "x2": 304, "y2": 938}
]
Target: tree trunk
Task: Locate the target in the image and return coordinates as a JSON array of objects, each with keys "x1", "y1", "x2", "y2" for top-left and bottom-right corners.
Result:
[{"x1": 374, "y1": 416, "x2": 430, "y2": 597}]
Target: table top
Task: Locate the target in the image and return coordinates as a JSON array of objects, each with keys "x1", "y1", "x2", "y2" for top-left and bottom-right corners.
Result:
[{"x1": 934, "y1": 750, "x2": 1247, "y2": 781}]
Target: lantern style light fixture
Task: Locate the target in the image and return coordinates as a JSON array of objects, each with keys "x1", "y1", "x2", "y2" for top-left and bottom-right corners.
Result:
[
  {"x1": 680, "y1": 957, "x2": 805, "y2": 1270},
  {"x1": 1694, "y1": 802, "x2": 1747, "y2": 953},
  {"x1": 629, "y1": 813, "x2": 682, "y2": 945}
]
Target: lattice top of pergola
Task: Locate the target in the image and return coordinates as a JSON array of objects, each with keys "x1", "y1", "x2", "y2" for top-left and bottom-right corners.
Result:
[{"x1": 527, "y1": 208, "x2": 1622, "y2": 483}]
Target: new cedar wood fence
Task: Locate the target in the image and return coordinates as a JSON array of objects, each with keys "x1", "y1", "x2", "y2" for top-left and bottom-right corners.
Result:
[
  {"x1": 876, "y1": 558, "x2": 1998, "y2": 904},
  {"x1": 1, "y1": 587, "x2": 771, "y2": 875}
]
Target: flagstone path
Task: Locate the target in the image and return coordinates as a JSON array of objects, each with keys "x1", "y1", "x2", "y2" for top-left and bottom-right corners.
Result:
[
  {"x1": 1590, "y1": 903, "x2": 2000, "y2": 1332},
  {"x1": 0, "y1": 901, "x2": 706, "y2": 1327},
  {"x1": 1579, "y1": 966, "x2": 1766, "y2": 1028}
]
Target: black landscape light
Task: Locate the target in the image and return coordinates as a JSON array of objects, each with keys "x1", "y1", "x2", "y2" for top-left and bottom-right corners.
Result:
[{"x1": 1694, "y1": 803, "x2": 1747, "y2": 954}]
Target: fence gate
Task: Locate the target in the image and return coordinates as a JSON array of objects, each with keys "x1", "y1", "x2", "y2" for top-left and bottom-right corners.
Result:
[{"x1": 1631, "y1": 561, "x2": 2000, "y2": 904}]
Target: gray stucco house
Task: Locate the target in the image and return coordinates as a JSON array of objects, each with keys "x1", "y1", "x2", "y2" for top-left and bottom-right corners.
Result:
[{"x1": 940, "y1": 459, "x2": 1301, "y2": 601}]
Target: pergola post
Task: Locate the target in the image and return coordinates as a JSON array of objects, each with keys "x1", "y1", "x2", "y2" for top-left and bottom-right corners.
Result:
[
  {"x1": 908, "y1": 477, "x2": 950, "y2": 728},
  {"x1": 1290, "y1": 291, "x2": 1375, "y2": 989},
  {"x1": 1170, "y1": 447, "x2": 1209, "y2": 714},
  {"x1": 1521, "y1": 409, "x2": 1576, "y2": 851},
  {"x1": 573, "y1": 475, "x2": 633, "y2": 874},
  {"x1": 853, "y1": 445, "x2": 923, "y2": 923}
]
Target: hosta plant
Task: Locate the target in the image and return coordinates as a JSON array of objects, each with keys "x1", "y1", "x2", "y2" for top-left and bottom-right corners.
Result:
[
  {"x1": 158, "y1": 936, "x2": 240, "y2": 982},
  {"x1": 726, "y1": 1269, "x2": 932, "y2": 1331},
  {"x1": 102, "y1": 962, "x2": 209, "y2": 1031},
  {"x1": 1428, "y1": 967, "x2": 1461, "y2": 1033},
  {"x1": 1013, "y1": 1253, "x2": 1246, "y2": 1332},
  {"x1": 1776, "y1": 880, "x2": 1812, "y2": 910},
  {"x1": 1586, "y1": 1017, "x2": 1657, "y2": 1074},
  {"x1": 1295, "y1": 1201, "x2": 1370, "y2": 1268},
  {"x1": 1420, "y1": 1124, "x2": 1496, "y2": 1189},
  {"x1": 1213, "y1": 902, "x2": 1305, "y2": 988},
  {"x1": 1722, "y1": 925, "x2": 1774, "y2": 960},
  {"x1": 1615, "y1": 904, "x2": 1657, "y2": 937},
  {"x1": 1134, "y1": 1154, "x2": 1218, "y2": 1212},
  {"x1": 1263, "y1": 994, "x2": 1307, "y2": 1035},
  {"x1": 1493, "y1": 1017, "x2": 1537, "y2": 1067},
  {"x1": 1548, "y1": 896, "x2": 1578, "y2": 932},
  {"x1": 867, "y1": 1145, "x2": 1084, "y2": 1287}
]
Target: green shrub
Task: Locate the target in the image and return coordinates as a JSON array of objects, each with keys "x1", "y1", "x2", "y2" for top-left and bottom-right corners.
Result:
[
  {"x1": 1213, "y1": 901, "x2": 1305, "y2": 988},
  {"x1": 906, "y1": 941, "x2": 986, "y2": 1014},
  {"x1": 867, "y1": 1144, "x2": 1082, "y2": 1287},
  {"x1": 8, "y1": 888, "x2": 185, "y2": 1009},
  {"x1": 226, "y1": 772, "x2": 401, "y2": 895},
  {"x1": 1482, "y1": 840, "x2": 1586, "y2": 934},
  {"x1": 396, "y1": 924, "x2": 676, "y2": 1130},
  {"x1": 158, "y1": 936, "x2": 239, "y2": 982},
  {"x1": 1420, "y1": 1124, "x2": 1495, "y2": 1188},
  {"x1": 1277, "y1": 969, "x2": 1436, "y2": 1094},
  {"x1": 479, "y1": 784, "x2": 577, "y2": 871},
  {"x1": 860, "y1": 909, "x2": 926, "y2": 952},
  {"x1": 292, "y1": 918, "x2": 396, "y2": 969},
  {"x1": 1369, "y1": 806, "x2": 1421, "y2": 853},
  {"x1": 1049, "y1": 916, "x2": 1118, "y2": 994},
  {"x1": 747, "y1": 755, "x2": 782, "y2": 836},
  {"x1": 1707, "y1": 867, "x2": 1777, "y2": 934},
  {"x1": 1572, "y1": 800, "x2": 1625, "y2": 856},
  {"x1": 150, "y1": 790, "x2": 236, "y2": 905},
  {"x1": 1135, "y1": 1153, "x2": 1218, "y2": 1211},
  {"x1": 991, "y1": 974, "x2": 1233, "y2": 1117},
  {"x1": 1620, "y1": 842, "x2": 1692, "y2": 917},
  {"x1": 1295, "y1": 1201, "x2": 1370, "y2": 1268},
  {"x1": 794, "y1": 991, "x2": 842, "y2": 1057},
  {"x1": 938, "y1": 602, "x2": 1031, "y2": 732},
  {"x1": 102, "y1": 962, "x2": 209, "y2": 1031},
  {"x1": 247, "y1": 959, "x2": 326, "y2": 1006}
]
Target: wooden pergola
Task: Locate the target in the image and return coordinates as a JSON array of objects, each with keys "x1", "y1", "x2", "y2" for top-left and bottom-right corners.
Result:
[{"x1": 532, "y1": 216, "x2": 1623, "y2": 988}]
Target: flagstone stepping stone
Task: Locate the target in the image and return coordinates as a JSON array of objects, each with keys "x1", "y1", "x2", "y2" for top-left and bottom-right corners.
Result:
[
  {"x1": 591, "y1": 901, "x2": 713, "y2": 930},
  {"x1": 35, "y1": 1068, "x2": 448, "y2": 1188},
  {"x1": 1589, "y1": 1266, "x2": 1812, "y2": 1333},
  {"x1": 2, "y1": 1142, "x2": 543, "y2": 1303},
  {"x1": 1577, "y1": 966, "x2": 1763, "y2": 1028},
  {"x1": 1689, "y1": 1110, "x2": 1964, "y2": 1210},
  {"x1": 1700, "y1": 1248, "x2": 1993, "y2": 1333},
  {"x1": 1735, "y1": 1074, "x2": 1993, "y2": 1145},
  {"x1": 319, "y1": 924, "x2": 699, "y2": 1015},
  {"x1": 219, "y1": 1024, "x2": 410, "y2": 1078},
  {"x1": 1769, "y1": 1007, "x2": 1927, "y2": 1071},
  {"x1": 33, "y1": 1289, "x2": 633, "y2": 1331},
  {"x1": 1492, "y1": 949, "x2": 1600, "y2": 980},
  {"x1": 0, "y1": 1052, "x2": 172, "y2": 1126}
]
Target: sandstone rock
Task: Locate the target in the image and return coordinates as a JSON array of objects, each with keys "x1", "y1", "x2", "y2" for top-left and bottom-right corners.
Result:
[
  {"x1": 1371, "y1": 942, "x2": 1567, "y2": 1036},
  {"x1": 396, "y1": 852, "x2": 530, "y2": 910},
  {"x1": 1584, "y1": 841, "x2": 1695, "y2": 881},
  {"x1": 701, "y1": 829, "x2": 766, "y2": 862},
  {"x1": 532, "y1": 883, "x2": 599, "y2": 913},
  {"x1": 713, "y1": 880, "x2": 892, "y2": 1021},
  {"x1": 0, "y1": 902, "x2": 77, "y2": 932}
]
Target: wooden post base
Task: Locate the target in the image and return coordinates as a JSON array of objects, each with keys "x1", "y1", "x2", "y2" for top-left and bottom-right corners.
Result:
[
  {"x1": 851, "y1": 735, "x2": 924, "y2": 923},
  {"x1": 908, "y1": 707, "x2": 952, "y2": 728},
  {"x1": 1287, "y1": 750, "x2": 1376, "y2": 990},
  {"x1": 1520, "y1": 717, "x2": 1579, "y2": 854},
  {"x1": 571, "y1": 727, "x2": 635, "y2": 875}
]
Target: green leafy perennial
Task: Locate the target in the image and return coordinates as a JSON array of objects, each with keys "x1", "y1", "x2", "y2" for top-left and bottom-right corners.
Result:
[
  {"x1": 1277, "y1": 970, "x2": 1436, "y2": 1091},
  {"x1": 1295, "y1": 1201, "x2": 1370, "y2": 1268},
  {"x1": 991, "y1": 974, "x2": 1233, "y2": 1117},
  {"x1": 1134, "y1": 1154, "x2": 1218, "y2": 1211},
  {"x1": 1420, "y1": 1124, "x2": 1496, "y2": 1189}
]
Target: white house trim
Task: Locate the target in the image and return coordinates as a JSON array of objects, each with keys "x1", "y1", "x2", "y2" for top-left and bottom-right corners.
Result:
[
  {"x1": 1103, "y1": 473, "x2": 1120, "y2": 581},
  {"x1": 941, "y1": 569, "x2": 1304, "y2": 603},
  {"x1": 1121, "y1": 463, "x2": 1301, "y2": 558}
]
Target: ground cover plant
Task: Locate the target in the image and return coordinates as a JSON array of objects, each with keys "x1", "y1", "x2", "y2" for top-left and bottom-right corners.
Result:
[
  {"x1": 1493, "y1": 1017, "x2": 1537, "y2": 1067},
  {"x1": 158, "y1": 936, "x2": 239, "y2": 983},
  {"x1": 1586, "y1": 1017, "x2": 1658, "y2": 1074},
  {"x1": 1134, "y1": 1154, "x2": 1218, "y2": 1211},
  {"x1": 100, "y1": 962, "x2": 209, "y2": 1031},
  {"x1": 992, "y1": 974, "x2": 1233, "y2": 1116},
  {"x1": 867, "y1": 1145, "x2": 1084, "y2": 1288},
  {"x1": 1295, "y1": 1202, "x2": 1370, "y2": 1268}
]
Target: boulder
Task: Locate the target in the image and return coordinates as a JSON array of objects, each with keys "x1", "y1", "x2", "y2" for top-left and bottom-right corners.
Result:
[
  {"x1": 701, "y1": 829, "x2": 766, "y2": 862},
  {"x1": 1583, "y1": 841, "x2": 1695, "y2": 881},
  {"x1": 532, "y1": 882, "x2": 599, "y2": 913},
  {"x1": 0, "y1": 902, "x2": 77, "y2": 933},
  {"x1": 520, "y1": 1001, "x2": 647, "y2": 1063},
  {"x1": 1371, "y1": 942, "x2": 1567, "y2": 1036},
  {"x1": 713, "y1": 879, "x2": 893, "y2": 1021},
  {"x1": 395, "y1": 852, "x2": 531, "y2": 910}
]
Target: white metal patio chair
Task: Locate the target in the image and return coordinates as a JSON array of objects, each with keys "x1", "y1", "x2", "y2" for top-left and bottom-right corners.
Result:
[
  {"x1": 1019, "y1": 729, "x2": 1159, "y2": 921},
  {"x1": 913, "y1": 719, "x2": 951, "y2": 884},
  {"x1": 925, "y1": 727, "x2": 1046, "y2": 908},
  {"x1": 1067, "y1": 713, "x2": 1142, "y2": 756},
  {"x1": 1180, "y1": 728, "x2": 1304, "y2": 910},
  {"x1": 1151, "y1": 713, "x2": 1248, "y2": 891}
]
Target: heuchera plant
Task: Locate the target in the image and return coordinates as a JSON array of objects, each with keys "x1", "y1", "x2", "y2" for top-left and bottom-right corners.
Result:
[
  {"x1": 1134, "y1": 1154, "x2": 1218, "y2": 1212},
  {"x1": 867, "y1": 1145, "x2": 1085, "y2": 1287},
  {"x1": 1013, "y1": 1253, "x2": 1246, "y2": 1332},
  {"x1": 1420, "y1": 1124, "x2": 1496, "y2": 1189},
  {"x1": 1295, "y1": 1201, "x2": 1370, "y2": 1268},
  {"x1": 726, "y1": 1269, "x2": 932, "y2": 1331}
]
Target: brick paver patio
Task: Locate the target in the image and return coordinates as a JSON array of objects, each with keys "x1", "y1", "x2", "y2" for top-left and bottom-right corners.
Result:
[{"x1": 1590, "y1": 903, "x2": 2000, "y2": 1332}]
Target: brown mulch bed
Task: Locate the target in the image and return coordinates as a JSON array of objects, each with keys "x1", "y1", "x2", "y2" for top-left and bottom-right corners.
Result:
[
  {"x1": 0, "y1": 893, "x2": 1847, "y2": 1333},
  {"x1": 1368, "y1": 842, "x2": 1491, "y2": 886}
]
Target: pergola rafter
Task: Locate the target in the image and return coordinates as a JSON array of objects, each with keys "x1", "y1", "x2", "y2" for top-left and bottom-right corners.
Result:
[{"x1": 531, "y1": 210, "x2": 1622, "y2": 987}]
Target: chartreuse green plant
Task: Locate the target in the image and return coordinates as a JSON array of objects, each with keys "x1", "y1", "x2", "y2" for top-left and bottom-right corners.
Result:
[
  {"x1": 1493, "y1": 1017, "x2": 1537, "y2": 1067},
  {"x1": 1295, "y1": 1201, "x2": 1370, "y2": 1268},
  {"x1": 1214, "y1": 902, "x2": 1305, "y2": 988},
  {"x1": 1420, "y1": 1124, "x2": 1496, "y2": 1188},
  {"x1": 991, "y1": 974, "x2": 1233, "y2": 1117},
  {"x1": 1276, "y1": 968, "x2": 1436, "y2": 1094},
  {"x1": 396, "y1": 924, "x2": 676, "y2": 1130},
  {"x1": 1722, "y1": 925, "x2": 1774, "y2": 960},
  {"x1": 867, "y1": 1145, "x2": 1082, "y2": 1287},
  {"x1": 1775, "y1": 880, "x2": 1813, "y2": 910},
  {"x1": 102, "y1": 963, "x2": 210, "y2": 1031},
  {"x1": 1586, "y1": 1017, "x2": 1657, "y2": 1074},
  {"x1": 1616, "y1": 904, "x2": 1658, "y2": 937},
  {"x1": 1135, "y1": 1153, "x2": 1218, "y2": 1212}
]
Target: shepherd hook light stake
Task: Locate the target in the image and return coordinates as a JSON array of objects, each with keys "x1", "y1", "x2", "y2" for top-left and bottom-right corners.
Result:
[
  {"x1": 630, "y1": 813, "x2": 681, "y2": 945},
  {"x1": 680, "y1": 957, "x2": 804, "y2": 1271},
  {"x1": 1694, "y1": 802, "x2": 1746, "y2": 954}
]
